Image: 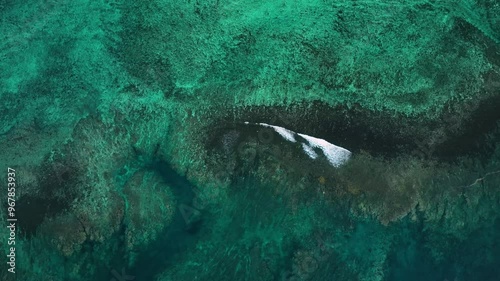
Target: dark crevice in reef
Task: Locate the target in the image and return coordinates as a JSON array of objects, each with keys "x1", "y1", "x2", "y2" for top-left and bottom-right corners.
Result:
[
  {"x1": 205, "y1": 95, "x2": 500, "y2": 163},
  {"x1": 126, "y1": 160, "x2": 206, "y2": 281},
  {"x1": 435, "y1": 93, "x2": 500, "y2": 161}
]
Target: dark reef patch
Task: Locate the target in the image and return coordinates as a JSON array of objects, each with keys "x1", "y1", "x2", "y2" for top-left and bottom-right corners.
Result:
[
  {"x1": 16, "y1": 151, "x2": 83, "y2": 238},
  {"x1": 204, "y1": 95, "x2": 500, "y2": 163},
  {"x1": 435, "y1": 93, "x2": 500, "y2": 161}
]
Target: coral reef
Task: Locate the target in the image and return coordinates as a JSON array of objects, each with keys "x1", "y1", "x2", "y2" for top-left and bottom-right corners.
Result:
[{"x1": 0, "y1": 0, "x2": 499, "y2": 280}]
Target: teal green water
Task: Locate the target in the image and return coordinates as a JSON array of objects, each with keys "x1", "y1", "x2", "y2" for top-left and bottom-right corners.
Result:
[{"x1": 1, "y1": 0, "x2": 499, "y2": 280}]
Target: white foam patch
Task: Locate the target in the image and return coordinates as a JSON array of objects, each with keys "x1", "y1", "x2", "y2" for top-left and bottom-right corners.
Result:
[
  {"x1": 244, "y1": 121, "x2": 351, "y2": 167},
  {"x1": 257, "y1": 123, "x2": 297, "y2": 143},
  {"x1": 298, "y1": 133, "x2": 351, "y2": 167},
  {"x1": 301, "y1": 143, "x2": 318, "y2": 159}
]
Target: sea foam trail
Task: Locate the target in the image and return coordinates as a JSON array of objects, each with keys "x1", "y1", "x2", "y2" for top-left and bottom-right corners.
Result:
[
  {"x1": 245, "y1": 122, "x2": 351, "y2": 167},
  {"x1": 297, "y1": 133, "x2": 351, "y2": 167}
]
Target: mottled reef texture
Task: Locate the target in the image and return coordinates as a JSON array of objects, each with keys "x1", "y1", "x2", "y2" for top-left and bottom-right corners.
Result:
[{"x1": 1, "y1": 0, "x2": 499, "y2": 280}]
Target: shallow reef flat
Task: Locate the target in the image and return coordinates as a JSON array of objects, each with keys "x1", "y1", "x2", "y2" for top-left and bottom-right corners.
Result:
[{"x1": 0, "y1": 0, "x2": 499, "y2": 280}]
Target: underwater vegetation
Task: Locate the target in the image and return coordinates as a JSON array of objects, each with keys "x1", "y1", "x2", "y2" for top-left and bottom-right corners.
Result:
[{"x1": 1, "y1": 0, "x2": 499, "y2": 280}]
